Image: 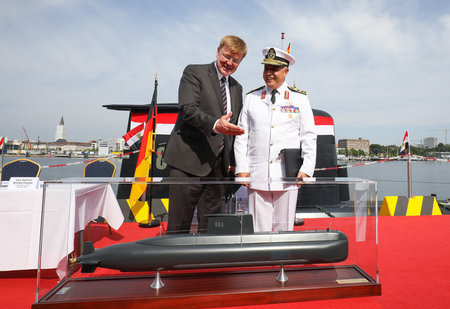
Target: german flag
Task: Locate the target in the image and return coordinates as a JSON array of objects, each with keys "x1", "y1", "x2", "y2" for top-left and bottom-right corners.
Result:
[
  {"x1": 286, "y1": 43, "x2": 291, "y2": 54},
  {"x1": 127, "y1": 77, "x2": 158, "y2": 221}
]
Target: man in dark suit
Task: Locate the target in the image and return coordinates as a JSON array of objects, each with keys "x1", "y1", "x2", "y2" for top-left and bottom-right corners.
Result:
[{"x1": 164, "y1": 35, "x2": 247, "y2": 233}]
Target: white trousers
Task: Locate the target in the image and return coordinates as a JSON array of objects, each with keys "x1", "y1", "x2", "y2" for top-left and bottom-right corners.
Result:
[{"x1": 248, "y1": 189, "x2": 298, "y2": 232}]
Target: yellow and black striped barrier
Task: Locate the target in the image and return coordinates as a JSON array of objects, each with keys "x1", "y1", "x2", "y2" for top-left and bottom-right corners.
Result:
[{"x1": 380, "y1": 196, "x2": 442, "y2": 216}]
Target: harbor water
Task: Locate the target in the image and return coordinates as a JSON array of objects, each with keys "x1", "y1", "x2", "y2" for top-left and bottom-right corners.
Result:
[
  {"x1": 1, "y1": 156, "x2": 449, "y2": 201},
  {"x1": 347, "y1": 160, "x2": 449, "y2": 201},
  {"x1": 1, "y1": 156, "x2": 124, "y2": 181}
]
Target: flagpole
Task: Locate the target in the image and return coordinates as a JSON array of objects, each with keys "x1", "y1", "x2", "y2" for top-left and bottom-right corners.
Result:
[
  {"x1": 139, "y1": 73, "x2": 160, "y2": 228},
  {"x1": 407, "y1": 133, "x2": 412, "y2": 198},
  {"x1": 147, "y1": 73, "x2": 159, "y2": 225},
  {"x1": 0, "y1": 137, "x2": 4, "y2": 175}
]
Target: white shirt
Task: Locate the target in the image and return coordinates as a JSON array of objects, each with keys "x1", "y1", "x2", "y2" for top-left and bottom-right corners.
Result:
[
  {"x1": 215, "y1": 63, "x2": 231, "y2": 114},
  {"x1": 234, "y1": 82, "x2": 317, "y2": 191},
  {"x1": 212, "y1": 63, "x2": 231, "y2": 132}
]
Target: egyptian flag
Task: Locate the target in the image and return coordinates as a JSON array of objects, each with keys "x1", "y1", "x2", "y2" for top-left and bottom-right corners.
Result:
[
  {"x1": 400, "y1": 131, "x2": 409, "y2": 155},
  {"x1": 313, "y1": 111, "x2": 334, "y2": 137},
  {"x1": 128, "y1": 77, "x2": 158, "y2": 207},
  {"x1": 122, "y1": 123, "x2": 144, "y2": 147}
]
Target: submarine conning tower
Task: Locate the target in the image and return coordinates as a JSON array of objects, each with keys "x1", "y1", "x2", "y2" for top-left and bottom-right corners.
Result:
[{"x1": 297, "y1": 109, "x2": 349, "y2": 207}]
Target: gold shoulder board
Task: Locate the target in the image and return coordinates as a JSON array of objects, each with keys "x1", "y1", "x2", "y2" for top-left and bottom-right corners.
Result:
[
  {"x1": 288, "y1": 86, "x2": 307, "y2": 95},
  {"x1": 246, "y1": 86, "x2": 264, "y2": 95}
]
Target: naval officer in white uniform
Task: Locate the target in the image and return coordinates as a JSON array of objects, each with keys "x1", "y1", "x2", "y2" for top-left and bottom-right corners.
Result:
[{"x1": 234, "y1": 46, "x2": 317, "y2": 232}]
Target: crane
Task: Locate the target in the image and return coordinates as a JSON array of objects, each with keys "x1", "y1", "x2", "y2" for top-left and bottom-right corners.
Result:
[
  {"x1": 22, "y1": 127, "x2": 32, "y2": 150},
  {"x1": 442, "y1": 128, "x2": 448, "y2": 145}
]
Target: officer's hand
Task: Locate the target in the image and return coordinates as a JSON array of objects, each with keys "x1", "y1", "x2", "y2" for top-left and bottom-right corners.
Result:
[
  {"x1": 215, "y1": 112, "x2": 245, "y2": 135},
  {"x1": 236, "y1": 172, "x2": 250, "y2": 188},
  {"x1": 296, "y1": 171, "x2": 310, "y2": 187}
]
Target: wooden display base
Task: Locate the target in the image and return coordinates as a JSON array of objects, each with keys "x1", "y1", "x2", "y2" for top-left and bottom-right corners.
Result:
[{"x1": 33, "y1": 265, "x2": 381, "y2": 309}]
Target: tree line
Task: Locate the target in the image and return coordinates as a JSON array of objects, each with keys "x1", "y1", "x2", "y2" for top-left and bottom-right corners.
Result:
[{"x1": 338, "y1": 143, "x2": 450, "y2": 157}]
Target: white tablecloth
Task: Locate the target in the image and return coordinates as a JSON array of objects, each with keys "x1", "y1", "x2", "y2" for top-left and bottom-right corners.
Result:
[{"x1": 0, "y1": 183, "x2": 124, "y2": 275}]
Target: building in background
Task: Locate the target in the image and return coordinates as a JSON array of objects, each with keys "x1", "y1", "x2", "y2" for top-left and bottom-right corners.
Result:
[
  {"x1": 338, "y1": 138, "x2": 370, "y2": 154},
  {"x1": 1, "y1": 116, "x2": 126, "y2": 156},
  {"x1": 98, "y1": 138, "x2": 125, "y2": 156},
  {"x1": 423, "y1": 137, "x2": 438, "y2": 148},
  {"x1": 2, "y1": 138, "x2": 124, "y2": 156},
  {"x1": 55, "y1": 116, "x2": 67, "y2": 142}
]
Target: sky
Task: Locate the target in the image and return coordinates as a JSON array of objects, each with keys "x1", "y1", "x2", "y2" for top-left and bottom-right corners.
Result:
[{"x1": 1, "y1": 0, "x2": 449, "y2": 146}]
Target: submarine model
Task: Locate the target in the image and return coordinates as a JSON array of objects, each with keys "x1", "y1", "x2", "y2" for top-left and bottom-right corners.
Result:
[{"x1": 76, "y1": 228, "x2": 348, "y2": 288}]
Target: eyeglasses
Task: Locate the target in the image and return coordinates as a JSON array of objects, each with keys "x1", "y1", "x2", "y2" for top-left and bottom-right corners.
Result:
[{"x1": 219, "y1": 50, "x2": 241, "y2": 65}]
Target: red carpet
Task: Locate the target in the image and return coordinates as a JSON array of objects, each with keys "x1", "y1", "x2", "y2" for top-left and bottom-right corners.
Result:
[{"x1": 1, "y1": 215, "x2": 449, "y2": 308}]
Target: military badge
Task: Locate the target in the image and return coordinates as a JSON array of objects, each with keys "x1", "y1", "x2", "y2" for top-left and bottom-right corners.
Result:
[
  {"x1": 267, "y1": 48, "x2": 276, "y2": 60},
  {"x1": 261, "y1": 90, "x2": 266, "y2": 99},
  {"x1": 284, "y1": 91, "x2": 289, "y2": 100},
  {"x1": 281, "y1": 105, "x2": 300, "y2": 113}
]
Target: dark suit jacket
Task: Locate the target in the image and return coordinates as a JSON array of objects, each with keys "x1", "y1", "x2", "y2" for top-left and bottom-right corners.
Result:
[{"x1": 163, "y1": 62, "x2": 243, "y2": 176}]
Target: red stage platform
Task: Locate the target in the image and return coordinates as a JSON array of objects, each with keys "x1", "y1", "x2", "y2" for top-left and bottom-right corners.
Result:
[{"x1": 1, "y1": 215, "x2": 449, "y2": 308}]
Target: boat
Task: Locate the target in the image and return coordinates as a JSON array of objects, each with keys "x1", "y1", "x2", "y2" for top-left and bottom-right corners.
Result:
[{"x1": 438, "y1": 199, "x2": 450, "y2": 209}]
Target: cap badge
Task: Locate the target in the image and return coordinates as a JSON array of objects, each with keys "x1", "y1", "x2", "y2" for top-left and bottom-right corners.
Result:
[{"x1": 267, "y1": 48, "x2": 276, "y2": 60}]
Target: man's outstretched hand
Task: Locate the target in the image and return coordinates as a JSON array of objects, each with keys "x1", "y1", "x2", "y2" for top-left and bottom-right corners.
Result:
[{"x1": 215, "y1": 112, "x2": 245, "y2": 135}]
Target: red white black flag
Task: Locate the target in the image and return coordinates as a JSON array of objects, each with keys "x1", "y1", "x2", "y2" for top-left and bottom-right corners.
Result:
[
  {"x1": 0, "y1": 137, "x2": 4, "y2": 149},
  {"x1": 400, "y1": 131, "x2": 409, "y2": 155},
  {"x1": 123, "y1": 123, "x2": 144, "y2": 147}
]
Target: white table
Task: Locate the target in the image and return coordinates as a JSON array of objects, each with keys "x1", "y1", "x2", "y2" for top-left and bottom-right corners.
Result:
[{"x1": 0, "y1": 183, "x2": 124, "y2": 277}]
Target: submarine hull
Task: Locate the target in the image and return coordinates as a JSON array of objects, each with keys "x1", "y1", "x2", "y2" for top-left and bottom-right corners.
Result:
[{"x1": 78, "y1": 230, "x2": 348, "y2": 273}]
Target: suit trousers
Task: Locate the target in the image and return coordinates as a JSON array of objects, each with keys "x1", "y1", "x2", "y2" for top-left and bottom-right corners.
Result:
[
  {"x1": 248, "y1": 189, "x2": 298, "y2": 232},
  {"x1": 166, "y1": 153, "x2": 225, "y2": 234}
]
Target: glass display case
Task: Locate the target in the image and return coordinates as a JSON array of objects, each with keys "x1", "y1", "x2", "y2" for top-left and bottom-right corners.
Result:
[{"x1": 33, "y1": 177, "x2": 380, "y2": 308}]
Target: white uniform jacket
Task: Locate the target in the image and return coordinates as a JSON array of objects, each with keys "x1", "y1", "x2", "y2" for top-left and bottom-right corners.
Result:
[{"x1": 234, "y1": 82, "x2": 317, "y2": 191}]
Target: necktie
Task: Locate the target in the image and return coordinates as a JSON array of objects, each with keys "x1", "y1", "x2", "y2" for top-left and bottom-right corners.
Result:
[
  {"x1": 271, "y1": 89, "x2": 278, "y2": 104},
  {"x1": 220, "y1": 77, "x2": 227, "y2": 114}
]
